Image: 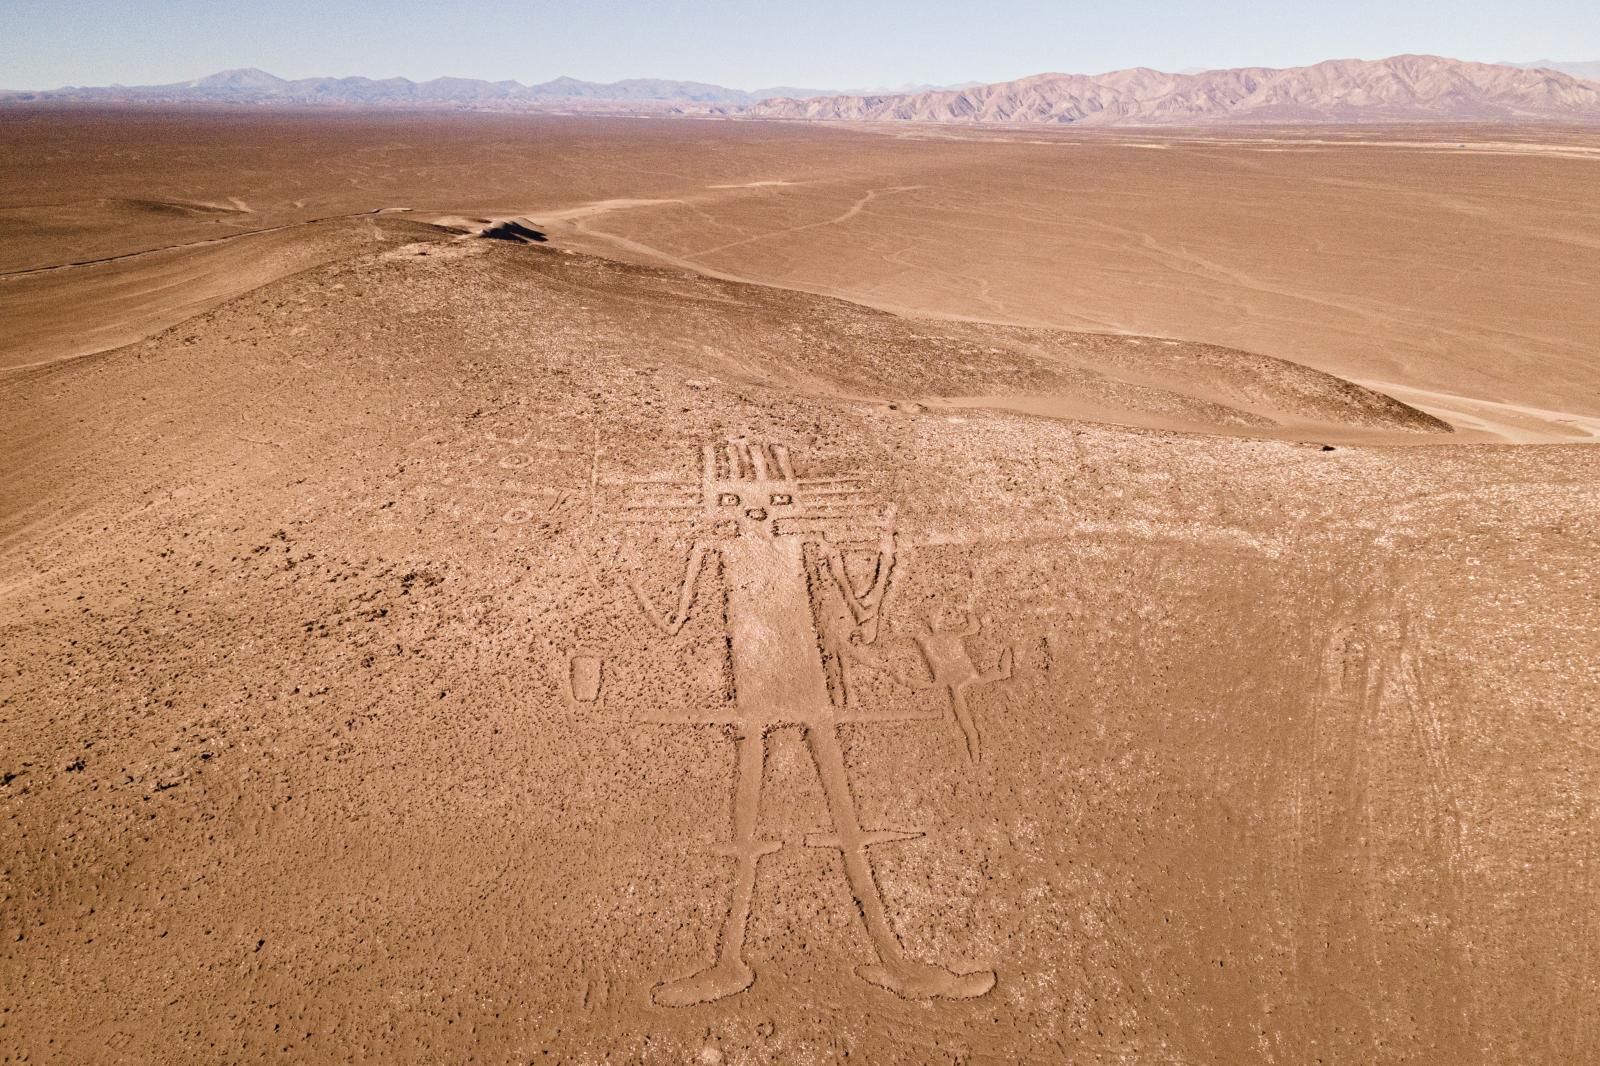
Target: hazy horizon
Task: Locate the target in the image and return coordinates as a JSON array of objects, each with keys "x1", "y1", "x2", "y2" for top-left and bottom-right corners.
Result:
[{"x1": 2, "y1": 0, "x2": 1597, "y2": 92}]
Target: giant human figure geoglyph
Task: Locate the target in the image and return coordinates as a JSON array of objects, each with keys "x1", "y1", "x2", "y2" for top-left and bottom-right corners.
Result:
[{"x1": 622, "y1": 439, "x2": 997, "y2": 1007}]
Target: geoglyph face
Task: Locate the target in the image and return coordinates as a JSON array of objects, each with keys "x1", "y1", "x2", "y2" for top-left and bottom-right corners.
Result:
[
  {"x1": 712, "y1": 480, "x2": 799, "y2": 538},
  {"x1": 701, "y1": 440, "x2": 880, "y2": 541},
  {"x1": 612, "y1": 439, "x2": 887, "y2": 547}
]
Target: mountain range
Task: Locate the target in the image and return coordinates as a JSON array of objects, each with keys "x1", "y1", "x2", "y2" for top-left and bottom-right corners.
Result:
[
  {"x1": 742, "y1": 55, "x2": 1600, "y2": 125},
  {"x1": 0, "y1": 67, "x2": 835, "y2": 109},
  {"x1": 5, "y1": 57, "x2": 1599, "y2": 124}
]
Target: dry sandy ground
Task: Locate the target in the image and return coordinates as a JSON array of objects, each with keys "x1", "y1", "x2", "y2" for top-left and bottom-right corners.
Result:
[
  {"x1": 1, "y1": 113, "x2": 1597, "y2": 1064},
  {"x1": 5, "y1": 111, "x2": 1598, "y2": 438}
]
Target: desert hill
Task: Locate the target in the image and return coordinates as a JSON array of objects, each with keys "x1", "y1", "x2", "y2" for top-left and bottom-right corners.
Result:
[
  {"x1": 4, "y1": 213, "x2": 1596, "y2": 1063},
  {"x1": 3, "y1": 111, "x2": 1598, "y2": 1064},
  {"x1": 0, "y1": 205, "x2": 1452, "y2": 440},
  {"x1": 743, "y1": 54, "x2": 1600, "y2": 125}
]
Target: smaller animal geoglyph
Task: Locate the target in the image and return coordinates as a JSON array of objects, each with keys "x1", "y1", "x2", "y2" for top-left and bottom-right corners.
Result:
[{"x1": 913, "y1": 614, "x2": 1015, "y2": 763}]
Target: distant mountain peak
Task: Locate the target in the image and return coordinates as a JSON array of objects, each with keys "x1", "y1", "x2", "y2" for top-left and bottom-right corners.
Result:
[
  {"x1": 1501, "y1": 59, "x2": 1600, "y2": 83},
  {"x1": 189, "y1": 67, "x2": 288, "y2": 89}
]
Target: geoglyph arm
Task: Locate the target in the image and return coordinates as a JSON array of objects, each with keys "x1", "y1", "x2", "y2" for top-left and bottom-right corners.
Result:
[
  {"x1": 631, "y1": 542, "x2": 709, "y2": 636},
  {"x1": 821, "y1": 505, "x2": 899, "y2": 643}
]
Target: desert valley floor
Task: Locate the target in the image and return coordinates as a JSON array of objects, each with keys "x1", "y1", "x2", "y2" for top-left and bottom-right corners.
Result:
[{"x1": 1, "y1": 111, "x2": 1597, "y2": 1064}]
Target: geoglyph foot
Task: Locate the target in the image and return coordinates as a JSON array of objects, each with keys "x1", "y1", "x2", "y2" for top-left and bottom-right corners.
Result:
[
  {"x1": 651, "y1": 958, "x2": 756, "y2": 1008},
  {"x1": 856, "y1": 959, "x2": 997, "y2": 1000}
]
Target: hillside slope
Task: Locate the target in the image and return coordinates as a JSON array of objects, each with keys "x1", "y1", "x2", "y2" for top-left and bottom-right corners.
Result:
[{"x1": 4, "y1": 226, "x2": 1597, "y2": 1062}]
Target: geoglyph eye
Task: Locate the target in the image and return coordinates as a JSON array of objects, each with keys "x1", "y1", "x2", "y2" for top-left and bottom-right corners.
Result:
[
  {"x1": 719, "y1": 493, "x2": 740, "y2": 507},
  {"x1": 770, "y1": 493, "x2": 792, "y2": 505}
]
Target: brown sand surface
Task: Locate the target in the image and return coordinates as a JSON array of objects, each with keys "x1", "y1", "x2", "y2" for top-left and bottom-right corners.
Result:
[
  {"x1": 5, "y1": 111, "x2": 1599, "y2": 435},
  {"x1": 2, "y1": 113, "x2": 1598, "y2": 1063}
]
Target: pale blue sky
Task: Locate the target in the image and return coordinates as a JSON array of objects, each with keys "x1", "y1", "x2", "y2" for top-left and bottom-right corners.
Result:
[{"x1": 2, "y1": 0, "x2": 1597, "y2": 91}]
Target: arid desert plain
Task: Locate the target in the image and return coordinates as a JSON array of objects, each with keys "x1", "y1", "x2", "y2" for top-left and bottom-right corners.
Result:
[{"x1": 2, "y1": 111, "x2": 1598, "y2": 1063}]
